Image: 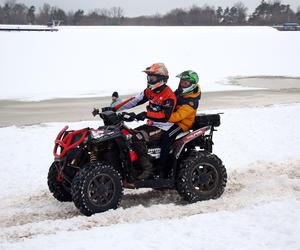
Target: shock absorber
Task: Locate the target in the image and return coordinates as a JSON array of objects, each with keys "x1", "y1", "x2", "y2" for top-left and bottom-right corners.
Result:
[{"x1": 89, "y1": 150, "x2": 97, "y2": 162}]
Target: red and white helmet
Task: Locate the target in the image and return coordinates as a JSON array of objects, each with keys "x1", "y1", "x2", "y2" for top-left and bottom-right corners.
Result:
[{"x1": 143, "y1": 63, "x2": 169, "y2": 90}]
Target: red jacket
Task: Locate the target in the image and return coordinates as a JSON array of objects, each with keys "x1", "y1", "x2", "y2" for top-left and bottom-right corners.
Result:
[{"x1": 115, "y1": 85, "x2": 176, "y2": 123}]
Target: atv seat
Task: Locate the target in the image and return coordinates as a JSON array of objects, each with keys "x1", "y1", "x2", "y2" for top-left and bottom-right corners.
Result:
[
  {"x1": 175, "y1": 114, "x2": 221, "y2": 140},
  {"x1": 175, "y1": 131, "x2": 190, "y2": 140},
  {"x1": 146, "y1": 114, "x2": 220, "y2": 146}
]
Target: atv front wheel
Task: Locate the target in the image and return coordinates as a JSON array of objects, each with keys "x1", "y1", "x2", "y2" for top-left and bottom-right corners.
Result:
[
  {"x1": 177, "y1": 151, "x2": 227, "y2": 203},
  {"x1": 47, "y1": 161, "x2": 72, "y2": 202},
  {"x1": 71, "y1": 162, "x2": 123, "y2": 216}
]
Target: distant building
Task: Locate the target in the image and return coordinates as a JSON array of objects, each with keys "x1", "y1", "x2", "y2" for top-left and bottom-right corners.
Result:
[
  {"x1": 273, "y1": 22, "x2": 299, "y2": 31},
  {"x1": 283, "y1": 22, "x2": 299, "y2": 31}
]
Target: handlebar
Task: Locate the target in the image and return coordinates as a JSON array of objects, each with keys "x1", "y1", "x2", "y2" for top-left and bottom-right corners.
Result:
[
  {"x1": 102, "y1": 107, "x2": 114, "y2": 112},
  {"x1": 92, "y1": 107, "x2": 141, "y2": 123},
  {"x1": 118, "y1": 112, "x2": 137, "y2": 122}
]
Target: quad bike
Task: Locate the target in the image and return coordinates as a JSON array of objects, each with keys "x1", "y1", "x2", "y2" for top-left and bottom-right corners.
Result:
[{"x1": 48, "y1": 108, "x2": 227, "y2": 216}]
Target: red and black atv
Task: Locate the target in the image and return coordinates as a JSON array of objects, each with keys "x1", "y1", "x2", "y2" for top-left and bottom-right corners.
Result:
[{"x1": 48, "y1": 108, "x2": 227, "y2": 216}]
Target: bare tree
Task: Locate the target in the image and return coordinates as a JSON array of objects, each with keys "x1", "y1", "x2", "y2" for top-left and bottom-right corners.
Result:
[
  {"x1": 0, "y1": 5, "x2": 4, "y2": 23},
  {"x1": 36, "y1": 3, "x2": 51, "y2": 24},
  {"x1": 50, "y1": 7, "x2": 67, "y2": 24},
  {"x1": 10, "y1": 3, "x2": 27, "y2": 24},
  {"x1": 96, "y1": 8, "x2": 110, "y2": 17},
  {"x1": 234, "y1": 2, "x2": 248, "y2": 24},
  {"x1": 163, "y1": 8, "x2": 188, "y2": 25},
  {"x1": 110, "y1": 6, "x2": 124, "y2": 18},
  {"x1": 297, "y1": 7, "x2": 300, "y2": 22},
  {"x1": 1, "y1": 0, "x2": 299, "y2": 26},
  {"x1": 71, "y1": 9, "x2": 84, "y2": 25}
]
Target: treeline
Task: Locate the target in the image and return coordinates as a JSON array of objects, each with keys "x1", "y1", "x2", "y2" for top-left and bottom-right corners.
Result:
[{"x1": 0, "y1": 0, "x2": 300, "y2": 26}]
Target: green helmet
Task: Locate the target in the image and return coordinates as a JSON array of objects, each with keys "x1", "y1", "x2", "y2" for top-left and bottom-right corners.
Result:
[{"x1": 176, "y1": 70, "x2": 199, "y2": 94}]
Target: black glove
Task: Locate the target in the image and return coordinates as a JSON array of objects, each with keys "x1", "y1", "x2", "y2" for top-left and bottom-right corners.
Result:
[
  {"x1": 121, "y1": 112, "x2": 136, "y2": 122},
  {"x1": 102, "y1": 106, "x2": 114, "y2": 112},
  {"x1": 92, "y1": 108, "x2": 99, "y2": 117},
  {"x1": 136, "y1": 111, "x2": 147, "y2": 121}
]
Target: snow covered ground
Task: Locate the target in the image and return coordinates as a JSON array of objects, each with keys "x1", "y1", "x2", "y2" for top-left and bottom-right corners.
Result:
[
  {"x1": 0, "y1": 26, "x2": 300, "y2": 249},
  {"x1": 1, "y1": 26, "x2": 300, "y2": 100},
  {"x1": 0, "y1": 104, "x2": 300, "y2": 249}
]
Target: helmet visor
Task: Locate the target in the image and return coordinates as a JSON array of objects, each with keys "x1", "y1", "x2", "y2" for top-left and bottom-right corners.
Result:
[{"x1": 147, "y1": 75, "x2": 159, "y2": 84}]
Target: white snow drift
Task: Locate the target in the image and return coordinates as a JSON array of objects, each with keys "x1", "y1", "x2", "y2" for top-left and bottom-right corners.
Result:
[
  {"x1": 0, "y1": 104, "x2": 300, "y2": 249},
  {"x1": 1, "y1": 26, "x2": 300, "y2": 100}
]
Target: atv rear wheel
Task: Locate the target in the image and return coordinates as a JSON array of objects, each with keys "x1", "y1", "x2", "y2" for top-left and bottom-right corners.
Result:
[
  {"x1": 176, "y1": 151, "x2": 227, "y2": 203},
  {"x1": 71, "y1": 162, "x2": 123, "y2": 216},
  {"x1": 47, "y1": 161, "x2": 72, "y2": 202}
]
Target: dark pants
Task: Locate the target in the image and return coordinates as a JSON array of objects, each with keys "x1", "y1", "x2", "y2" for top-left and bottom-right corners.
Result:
[
  {"x1": 135, "y1": 125, "x2": 162, "y2": 142},
  {"x1": 158, "y1": 124, "x2": 183, "y2": 174},
  {"x1": 132, "y1": 124, "x2": 182, "y2": 178},
  {"x1": 132, "y1": 124, "x2": 162, "y2": 156},
  {"x1": 131, "y1": 125, "x2": 162, "y2": 179}
]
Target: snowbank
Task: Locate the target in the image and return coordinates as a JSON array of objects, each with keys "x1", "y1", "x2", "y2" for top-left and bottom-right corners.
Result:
[
  {"x1": 0, "y1": 104, "x2": 299, "y2": 249},
  {"x1": 1, "y1": 26, "x2": 300, "y2": 100},
  {"x1": 2, "y1": 200, "x2": 300, "y2": 250}
]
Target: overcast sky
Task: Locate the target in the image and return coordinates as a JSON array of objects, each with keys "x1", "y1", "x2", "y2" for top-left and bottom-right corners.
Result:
[{"x1": 1, "y1": 0, "x2": 299, "y2": 16}]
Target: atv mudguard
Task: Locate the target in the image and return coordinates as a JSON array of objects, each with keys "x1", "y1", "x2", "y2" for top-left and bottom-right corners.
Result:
[{"x1": 173, "y1": 126, "x2": 211, "y2": 159}]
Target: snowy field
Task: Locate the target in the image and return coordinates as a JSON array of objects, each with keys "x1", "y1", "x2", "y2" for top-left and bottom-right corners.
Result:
[
  {"x1": 1, "y1": 26, "x2": 300, "y2": 100},
  {"x1": 0, "y1": 104, "x2": 300, "y2": 249},
  {"x1": 0, "y1": 26, "x2": 300, "y2": 249}
]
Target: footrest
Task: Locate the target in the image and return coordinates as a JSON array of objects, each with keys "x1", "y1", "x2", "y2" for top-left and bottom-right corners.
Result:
[{"x1": 134, "y1": 179, "x2": 175, "y2": 189}]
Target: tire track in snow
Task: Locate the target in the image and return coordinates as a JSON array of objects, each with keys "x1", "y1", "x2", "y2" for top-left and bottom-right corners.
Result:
[{"x1": 1, "y1": 159, "x2": 299, "y2": 242}]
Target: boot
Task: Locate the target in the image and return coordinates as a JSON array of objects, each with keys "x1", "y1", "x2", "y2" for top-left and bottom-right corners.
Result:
[
  {"x1": 123, "y1": 178, "x2": 135, "y2": 189},
  {"x1": 137, "y1": 155, "x2": 154, "y2": 180},
  {"x1": 156, "y1": 164, "x2": 168, "y2": 179}
]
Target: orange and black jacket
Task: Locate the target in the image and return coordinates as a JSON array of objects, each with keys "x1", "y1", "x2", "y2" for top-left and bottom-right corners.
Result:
[
  {"x1": 114, "y1": 85, "x2": 177, "y2": 123},
  {"x1": 169, "y1": 85, "x2": 201, "y2": 131}
]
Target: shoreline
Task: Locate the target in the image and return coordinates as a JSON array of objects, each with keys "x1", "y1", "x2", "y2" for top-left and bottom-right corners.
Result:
[{"x1": 1, "y1": 77, "x2": 300, "y2": 127}]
